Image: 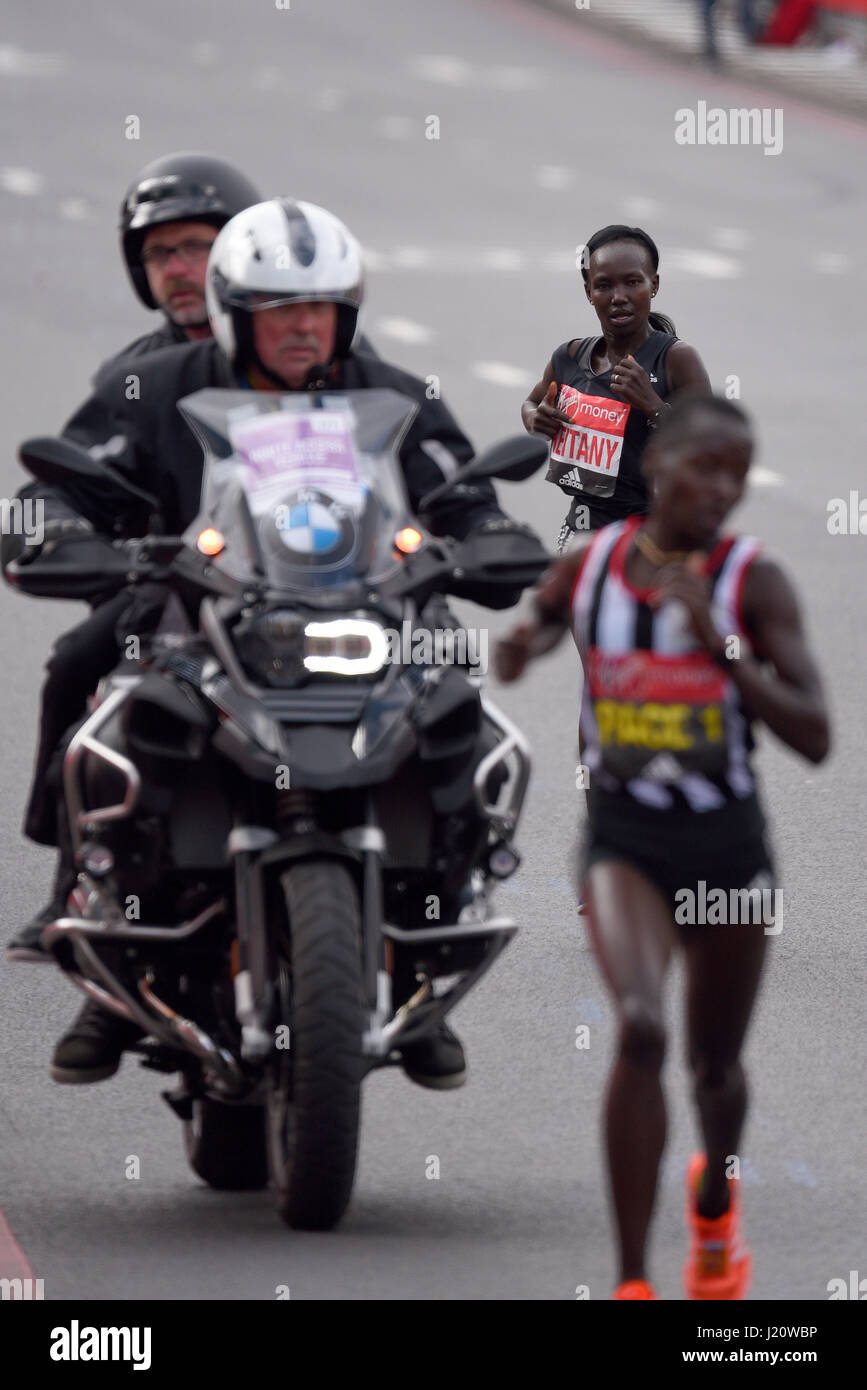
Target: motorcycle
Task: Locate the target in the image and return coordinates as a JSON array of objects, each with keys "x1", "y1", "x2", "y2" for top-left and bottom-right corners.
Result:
[{"x1": 8, "y1": 387, "x2": 549, "y2": 1230}]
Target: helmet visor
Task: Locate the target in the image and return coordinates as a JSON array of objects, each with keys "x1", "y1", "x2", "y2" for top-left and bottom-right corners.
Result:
[{"x1": 224, "y1": 287, "x2": 361, "y2": 312}]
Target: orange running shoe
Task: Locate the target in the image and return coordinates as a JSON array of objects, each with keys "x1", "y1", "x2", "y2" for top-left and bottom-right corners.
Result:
[
  {"x1": 683, "y1": 1153, "x2": 752, "y2": 1300},
  {"x1": 612, "y1": 1280, "x2": 658, "y2": 1299}
]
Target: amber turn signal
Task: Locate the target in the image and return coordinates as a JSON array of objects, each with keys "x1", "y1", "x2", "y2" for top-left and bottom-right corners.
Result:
[
  {"x1": 197, "y1": 527, "x2": 225, "y2": 557},
  {"x1": 394, "y1": 526, "x2": 423, "y2": 554}
]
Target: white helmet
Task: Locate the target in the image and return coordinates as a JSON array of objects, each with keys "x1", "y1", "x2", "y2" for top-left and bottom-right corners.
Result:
[{"x1": 205, "y1": 198, "x2": 364, "y2": 373}]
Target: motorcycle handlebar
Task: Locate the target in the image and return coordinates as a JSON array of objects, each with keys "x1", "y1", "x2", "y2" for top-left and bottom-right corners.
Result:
[{"x1": 7, "y1": 527, "x2": 547, "y2": 608}]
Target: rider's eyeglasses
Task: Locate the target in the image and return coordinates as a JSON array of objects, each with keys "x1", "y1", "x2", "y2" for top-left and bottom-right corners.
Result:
[{"x1": 140, "y1": 238, "x2": 214, "y2": 271}]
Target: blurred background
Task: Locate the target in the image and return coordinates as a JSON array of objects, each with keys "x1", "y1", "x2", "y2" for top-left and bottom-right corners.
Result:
[{"x1": 0, "y1": 0, "x2": 864, "y2": 1300}]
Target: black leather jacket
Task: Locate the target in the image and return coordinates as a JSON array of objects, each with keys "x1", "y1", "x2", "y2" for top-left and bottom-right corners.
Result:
[
  {"x1": 4, "y1": 341, "x2": 505, "y2": 565},
  {"x1": 93, "y1": 320, "x2": 379, "y2": 389}
]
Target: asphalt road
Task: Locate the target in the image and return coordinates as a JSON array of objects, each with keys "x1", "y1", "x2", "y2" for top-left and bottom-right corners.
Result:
[{"x1": 0, "y1": 0, "x2": 864, "y2": 1301}]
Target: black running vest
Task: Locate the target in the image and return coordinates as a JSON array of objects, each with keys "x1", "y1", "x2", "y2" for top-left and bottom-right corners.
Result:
[{"x1": 545, "y1": 330, "x2": 677, "y2": 527}]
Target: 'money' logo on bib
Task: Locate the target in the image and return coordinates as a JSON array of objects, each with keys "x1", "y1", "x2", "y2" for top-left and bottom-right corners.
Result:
[{"x1": 550, "y1": 386, "x2": 630, "y2": 479}]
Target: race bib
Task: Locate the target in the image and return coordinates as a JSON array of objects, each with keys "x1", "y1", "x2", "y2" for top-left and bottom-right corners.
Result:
[
  {"x1": 548, "y1": 386, "x2": 630, "y2": 499},
  {"x1": 587, "y1": 648, "x2": 728, "y2": 782}
]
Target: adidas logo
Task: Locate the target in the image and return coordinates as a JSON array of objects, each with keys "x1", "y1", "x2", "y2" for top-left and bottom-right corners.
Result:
[
  {"x1": 642, "y1": 753, "x2": 682, "y2": 782},
  {"x1": 558, "y1": 468, "x2": 584, "y2": 489}
]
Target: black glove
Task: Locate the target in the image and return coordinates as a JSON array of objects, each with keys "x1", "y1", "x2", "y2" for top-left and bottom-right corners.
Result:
[
  {"x1": 447, "y1": 520, "x2": 551, "y2": 609},
  {"x1": 5, "y1": 523, "x2": 134, "y2": 600}
]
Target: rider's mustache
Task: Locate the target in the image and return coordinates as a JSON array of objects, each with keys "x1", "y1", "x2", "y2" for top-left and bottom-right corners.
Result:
[
  {"x1": 277, "y1": 335, "x2": 321, "y2": 352},
  {"x1": 164, "y1": 278, "x2": 203, "y2": 296}
]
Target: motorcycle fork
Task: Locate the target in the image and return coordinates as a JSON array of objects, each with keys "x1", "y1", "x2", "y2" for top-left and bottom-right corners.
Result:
[
  {"x1": 227, "y1": 802, "x2": 389, "y2": 1062},
  {"x1": 345, "y1": 798, "x2": 391, "y2": 1058},
  {"x1": 227, "y1": 827, "x2": 279, "y2": 1063}
]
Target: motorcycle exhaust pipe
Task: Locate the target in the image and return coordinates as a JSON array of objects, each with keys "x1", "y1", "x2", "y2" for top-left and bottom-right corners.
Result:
[
  {"x1": 138, "y1": 973, "x2": 244, "y2": 1092},
  {"x1": 48, "y1": 929, "x2": 245, "y2": 1092},
  {"x1": 377, "y1": 975, "x2": 432, "y2": 1050}
]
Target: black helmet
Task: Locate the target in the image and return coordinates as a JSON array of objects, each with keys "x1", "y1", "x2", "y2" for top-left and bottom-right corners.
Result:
[{"x1": 120, "y1": 152, "x2": 262, "y2": 309}]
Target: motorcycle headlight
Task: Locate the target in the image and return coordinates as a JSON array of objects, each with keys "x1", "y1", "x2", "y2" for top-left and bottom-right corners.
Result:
[
  {"x1": 303, "y1": 619, "x2": 389, "y2": 676},
  {"x1": 233, "y1": 611, "x2": 388, "y2": 686}
]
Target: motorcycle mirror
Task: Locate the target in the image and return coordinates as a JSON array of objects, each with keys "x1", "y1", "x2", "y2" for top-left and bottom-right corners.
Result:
[
  {"x1": 469, "y1": 434, "x2": 550, "y2": 483},
  {"x1": 418, "y1": 435, "x2": 549, "y2": 514},
  {"x1": 19, "y1": 436, "x2": 161, "y2": 513}
]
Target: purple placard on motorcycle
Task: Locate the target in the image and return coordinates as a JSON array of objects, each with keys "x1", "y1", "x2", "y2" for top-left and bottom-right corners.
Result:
[{"x1": 229, "y1": 409, "x2": 361, "y2": 510}]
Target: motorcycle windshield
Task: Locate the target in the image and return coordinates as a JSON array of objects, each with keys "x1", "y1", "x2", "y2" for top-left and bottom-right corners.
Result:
[{"x1": 178, "y1": 388, "x2": 419, "y2": 592}]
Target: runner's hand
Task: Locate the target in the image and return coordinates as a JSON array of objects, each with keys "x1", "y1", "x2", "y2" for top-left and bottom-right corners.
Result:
[
  {"x1": 528, "y1": 382, "x2": 572, "y2": 439},
  {"x1": 608, "y1": 355, "x2": 664, "y2": 418},
  {"x1": 495, "y1": 623, "x2": 535, "y2": 681},
  {"x1": 647, "y1": 558, "x2": 719, "y2": 651}
]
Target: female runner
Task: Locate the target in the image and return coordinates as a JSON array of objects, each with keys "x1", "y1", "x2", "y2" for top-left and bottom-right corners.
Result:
[
  {"x1": 521, "y1": 224, "x2": 711, "y2": 552},
  {"x1": 497, "y1": 394, "x2": 830, "y2": 1299}
]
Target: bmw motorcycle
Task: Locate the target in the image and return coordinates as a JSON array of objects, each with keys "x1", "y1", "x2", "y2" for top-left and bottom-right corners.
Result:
[{"x1": 8, "y1": 388, "x2": 549, "y2": 1230}]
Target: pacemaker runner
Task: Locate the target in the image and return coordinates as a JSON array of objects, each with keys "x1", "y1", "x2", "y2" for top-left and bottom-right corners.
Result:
[{"x1": 496, "y1": 393, "x2": 830, "y2": 1299}]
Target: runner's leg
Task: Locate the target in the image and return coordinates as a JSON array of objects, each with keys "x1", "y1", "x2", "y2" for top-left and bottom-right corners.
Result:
[
  {"x1": 584, "y1": 859, "x2": 677, "y2": 1282},
  {"x1": 682, "y1": 920, "x2": 768, "y2": 1217}
]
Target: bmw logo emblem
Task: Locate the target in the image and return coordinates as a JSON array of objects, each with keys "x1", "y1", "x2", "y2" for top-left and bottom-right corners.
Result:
[{"x1": 271, "y1": 490, "x2": 357, "y2": 568}]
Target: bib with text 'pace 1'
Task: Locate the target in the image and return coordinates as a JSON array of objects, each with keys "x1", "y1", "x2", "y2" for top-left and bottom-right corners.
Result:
[{"x1": 548, "y1": 385, "x2": 630, "y2": 499}]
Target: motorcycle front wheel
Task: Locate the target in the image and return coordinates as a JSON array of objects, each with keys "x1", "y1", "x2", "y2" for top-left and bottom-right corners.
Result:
[{"x1": 266, "y1": 859, "x2": 363, "y2": 1231}]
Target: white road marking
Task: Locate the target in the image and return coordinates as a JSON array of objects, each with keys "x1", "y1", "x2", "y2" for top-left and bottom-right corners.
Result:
[
  {"x1": 545, "y1": 249, "x2": 579, "y2": 273},
  {"x1": 711, "y1": 227, "x2": 750, "y2": 251},
  {"x1": 313, "y1": 88, "x2": 343, "y2": 112},
  {"x1": 59, "y1": 197, "x2": 90, "y2": 221},
  {"x1": 667, "y1": 247, "x2": 740, "y2": 279},
  {"x1": 0, "y1": 167, "x2": 44, "y2": 196},
  {"x1": 365, "y1": 245, "x2": 743, "y2": 278},
  {"x1": 409, "y1": 55, "x2": 538, "y2": 89},
  {"x1": 0, "y1": 44, "x2": 65, "y2": 76},
  {"x1": 473, "y1": 361, "x2": 535, "y2": 389},
  {"x1": 392, "y1": 245, "x2": 433, "y2": 269},
  {"x1": 191, "y1": 41, "x2": 219, "y2": 66},
  {"x1": 483, "y1": 247, "x2": 525, "y2": 272},
  {"x1": 374, "y1": 316, "x2": 433, "y2": 345},
  {"x1": 814, "y1": 251, "x2": 848, "y2": 273},
  {"x1": 377, "y1": 115, "x2": 416, "y2": 141},
  {"x1": 487, "y1": 65, "x2": 539, "y2": 91},
  {"x1": 253, "y1": 67, "x2": 281, "y2": 90},
  {"x1": 751, "y1": 467, "x2": 784, "y2": 486},
  {"x1": 361, "y1": 247, "x2": 390, "y2": 272},
  {"x1": 620, "y1": 196, "x2": 660, "y2": 220},
  {"x1": 410, "y1": 55, "x2": 471, "y2": 85},
  {"x1": 537, "y1": 165, "x2": 573, "y2": 191}
]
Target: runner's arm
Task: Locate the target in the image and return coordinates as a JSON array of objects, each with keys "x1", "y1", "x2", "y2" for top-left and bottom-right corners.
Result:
[
  {"x1": 732, "y1": 556, "x2": 830, "y2": 763},
  {"x1": 521, "y1": 357, "x2": 571, "y2": 436},
  {"x1": 664, "y1": 341, "x2": 712, "y2": 396},
  {"x1": 495, "y1": 543, "x2": 590, "y2": 681}
]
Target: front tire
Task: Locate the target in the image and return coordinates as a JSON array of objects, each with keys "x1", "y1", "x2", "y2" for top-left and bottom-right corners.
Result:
[{"x1": 266, "y1": 860, "x2": 363, "y2": 1231}]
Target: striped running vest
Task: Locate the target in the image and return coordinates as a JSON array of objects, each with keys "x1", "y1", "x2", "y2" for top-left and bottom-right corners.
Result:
[{"x1": 571, "y1": 515, "x2": 762, "y2": 813}]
